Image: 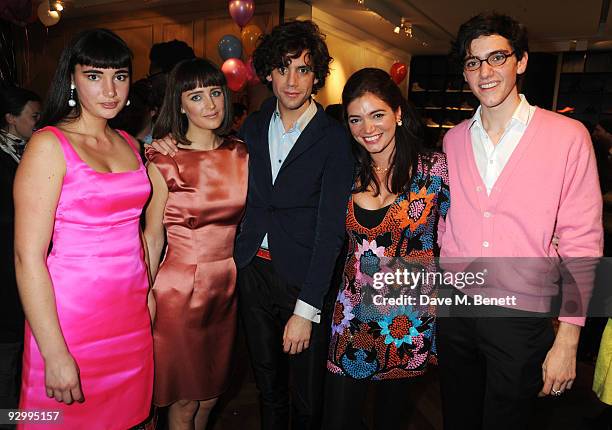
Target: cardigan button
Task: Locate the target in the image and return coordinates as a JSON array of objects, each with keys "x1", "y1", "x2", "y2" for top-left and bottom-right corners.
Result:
[
  {"x1": 482, "y1": 241, "x2": 490, "y2": 248},
  {"x1": 483, "y1": 211, "x2": 491, "y2": 218},
  {"x1": 476, "y1": 186, "x2": 482, "y2": 192}
]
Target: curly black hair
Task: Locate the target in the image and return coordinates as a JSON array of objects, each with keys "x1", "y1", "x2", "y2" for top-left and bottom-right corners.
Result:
[
  {"x1": 449, "y1": 13, "x2": 528, "y2": 72},
  {"x1": 252, "y1": 20, "x2": 332, "y2": 94}
]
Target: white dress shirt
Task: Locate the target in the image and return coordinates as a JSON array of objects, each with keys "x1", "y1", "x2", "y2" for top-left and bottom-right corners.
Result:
[{"x1": 469, "y1": 94, "x2": 536, "y2": 194}]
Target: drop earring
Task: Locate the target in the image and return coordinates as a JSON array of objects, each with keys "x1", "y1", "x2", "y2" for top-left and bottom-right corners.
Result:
[
  {"x1": 396, "y1": 119, "x2": 403, "y2": 126},
  {"x1": 126, "y1": 99, "x2": 131, "y2": 106},
  {"x1": 68, "y1": 83, "x2": 76, "y2": 107}
]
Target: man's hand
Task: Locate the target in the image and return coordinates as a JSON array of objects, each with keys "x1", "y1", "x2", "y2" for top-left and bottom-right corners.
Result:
[
  {"x1": 539, "y1": 322, "x2": 580, "y2": 397},
  {"x1": 283, "y1": 314, "x2": 312, "y2": 355},
  {"x1": 150, "y1": 135, "x2": 179, "y2": 156}
]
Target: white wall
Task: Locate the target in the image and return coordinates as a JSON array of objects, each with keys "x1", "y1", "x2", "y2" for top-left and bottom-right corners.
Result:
[{"x1": 312, "y1": 7, "x2": 412, "y2": 108}]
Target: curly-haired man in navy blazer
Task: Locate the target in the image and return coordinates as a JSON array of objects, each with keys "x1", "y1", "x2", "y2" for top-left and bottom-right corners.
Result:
[{"x1": 235, "y1": 20, "x2": 354, "y2": 430}]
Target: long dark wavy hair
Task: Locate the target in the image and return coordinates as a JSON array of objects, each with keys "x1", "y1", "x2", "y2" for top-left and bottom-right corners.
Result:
[
  {"x1": 152, "y1": 58, "x2": 232, "y2": 145},
  {"x1": 37, "y1": 29, "x2": 132, "y2": 128},
  {"x1": 252, "y1": 20, "x2": 332, "y2": 94},
  {"x1": 342, "y1": 68, "x2": 429, "y2": 196}
]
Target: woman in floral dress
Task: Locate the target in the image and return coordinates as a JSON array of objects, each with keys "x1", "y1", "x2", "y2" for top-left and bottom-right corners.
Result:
[{"x1": 323, "y1": 68, "x2": 450, "y2": 429}]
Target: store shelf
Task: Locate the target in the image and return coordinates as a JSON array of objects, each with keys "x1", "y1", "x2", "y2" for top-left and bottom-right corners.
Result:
[
  {"x1": 555, "y1": 51, "x2": 612, "y2": 125},
  {"x1": 409, "y1": 55, "x2": 477, "y2": 146}
]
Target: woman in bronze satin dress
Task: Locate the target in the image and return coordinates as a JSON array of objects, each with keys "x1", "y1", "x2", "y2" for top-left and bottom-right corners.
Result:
[{"x1": 143, "y1": 58, "x2": 247, "y2": 430}]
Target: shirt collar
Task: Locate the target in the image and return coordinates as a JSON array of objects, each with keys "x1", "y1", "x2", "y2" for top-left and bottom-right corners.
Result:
[
  {"x1": 273, "y1": 98, "x2": 317, "y2": 133},
  {"x1": 469, "y1": 94, "x2": 531, "y2": 131}
]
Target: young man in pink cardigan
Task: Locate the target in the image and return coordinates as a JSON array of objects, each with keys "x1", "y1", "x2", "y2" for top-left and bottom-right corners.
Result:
[{"x1": 437, "y1": 13, "x2": 603, "y2": 429}]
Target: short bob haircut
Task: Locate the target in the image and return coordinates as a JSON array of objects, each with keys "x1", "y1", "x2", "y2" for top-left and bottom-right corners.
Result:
[
  {"x1": 152, "y1": 58, "x2": 232, "y2": 145},
  {"x1": 37, "y1": 28, "x2": 132, "y2": 128},
  {"x1": 449, "y1": 13, "x2": 529, "y2": 72},
  {"x1": 342, "y1": 68, "x2": 430, "y2": 196},
  {"x1": 252, "y1": 20, "x2": 331, "y2": 94}
]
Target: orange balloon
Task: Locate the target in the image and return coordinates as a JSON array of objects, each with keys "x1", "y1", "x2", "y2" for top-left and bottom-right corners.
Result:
[{"x1": 241, "y1": 24, "x2": 263, "y2": 56}]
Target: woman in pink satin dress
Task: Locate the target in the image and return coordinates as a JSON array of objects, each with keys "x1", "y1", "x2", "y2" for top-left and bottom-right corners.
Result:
[
  {"x1": 13, "y1": 29, "x2": 153, "y2": 429},
  {"x1": 143, "y1": 58, "x2": 247, "y2": 430}
]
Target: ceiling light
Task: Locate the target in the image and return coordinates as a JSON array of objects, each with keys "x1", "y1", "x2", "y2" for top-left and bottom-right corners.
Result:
[
  {"x1": 51, "y1": 1, "x2": 64, "y2": 12},
  {"x1": 397, "y1": 17, "x2": 413, "y2": 38}
]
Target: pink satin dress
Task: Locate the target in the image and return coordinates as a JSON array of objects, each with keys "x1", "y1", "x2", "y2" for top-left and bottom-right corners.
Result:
[
  {"x1": 19, "y1": 126, "x2": 153, "y2": 430},
  {"x1": 145, "y1": 137, "x2": 247, "y2": 406}
]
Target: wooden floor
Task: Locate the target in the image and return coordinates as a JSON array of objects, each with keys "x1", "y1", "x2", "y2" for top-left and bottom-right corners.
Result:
[{"x1": 153, "y1": 338, "x2": 611, "y2": 430}]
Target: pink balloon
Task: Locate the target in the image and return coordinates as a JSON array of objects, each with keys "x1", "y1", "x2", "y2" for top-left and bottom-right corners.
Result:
[
  {"x1": 246, "y1": 56, "x2": 260, "y2": 86},
  {"x1": 222, "y1": 58, "x2": 248, "y2": 92},
  {"x1": 228, "y1": 0, "x2": 254, "y2": 28}
]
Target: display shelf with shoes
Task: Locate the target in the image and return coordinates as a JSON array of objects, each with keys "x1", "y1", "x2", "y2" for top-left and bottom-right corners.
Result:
[
  {"x1": 409, "y1": 55, "x2": 477, "y2": 145},
  {"x1": 412, "y1": 81, "x2": 426, "y2": 92},
  {"x1": 424, "y1": 117, "x2": 440, "y2": 128},
  {"x1": 555, "y1": 51, "x2": 612, "y2": 125}
]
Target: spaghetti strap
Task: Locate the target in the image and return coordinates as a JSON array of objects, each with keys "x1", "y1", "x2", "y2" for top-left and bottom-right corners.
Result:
[{"x1": 117, "y1": 130, "x2": 142, "y2": 159}]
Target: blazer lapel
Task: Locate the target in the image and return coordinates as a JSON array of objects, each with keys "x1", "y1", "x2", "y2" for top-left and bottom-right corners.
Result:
[
  {"x1": 255, "y1": 102, "x2": 275, "y2": 187},
  {"x1": 278, "y1": 105, "x2": 326, "y2": 173}
]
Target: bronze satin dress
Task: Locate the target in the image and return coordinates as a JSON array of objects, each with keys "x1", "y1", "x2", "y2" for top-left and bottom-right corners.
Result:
[{"x1": 145, "y1": 137, "x2": 248, "y2": 406}]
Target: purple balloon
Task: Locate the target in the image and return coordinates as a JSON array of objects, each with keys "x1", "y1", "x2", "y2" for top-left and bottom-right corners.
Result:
[{"x1": 228, "y1": 0, "x2": 254, "y2": 28}]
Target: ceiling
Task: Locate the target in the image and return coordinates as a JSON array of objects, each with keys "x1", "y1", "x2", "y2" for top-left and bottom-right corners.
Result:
[
  {"x1": 310, "y1": 0, "x2": 612, "y2": 54},
  {"x1": 58, "y1": 0, "x2": 612, "y2": 54}
]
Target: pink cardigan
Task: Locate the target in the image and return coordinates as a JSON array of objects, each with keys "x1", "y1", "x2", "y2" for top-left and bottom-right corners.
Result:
[{"x1": 440, "y1": 107, "x2": 603, "y2": 325}]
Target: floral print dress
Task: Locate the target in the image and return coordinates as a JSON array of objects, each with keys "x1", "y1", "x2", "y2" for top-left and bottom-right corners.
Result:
[{"x1": 327, "y1": 152, "x2": 450, "y2": 380}]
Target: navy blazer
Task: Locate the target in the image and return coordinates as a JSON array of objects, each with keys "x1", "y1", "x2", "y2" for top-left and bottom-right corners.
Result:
[{"x1": 235, "y1": 97, "x2": 354, "y2": 310}]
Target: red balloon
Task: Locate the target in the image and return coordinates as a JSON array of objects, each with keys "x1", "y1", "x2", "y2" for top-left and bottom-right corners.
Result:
[
  {"x1": 222, "y1": 58, "x2": 248, "y2": 92},
  {"x1": 228, "y1": 0, "x2": 254, "y2": 28},
  {"x1": 246, "y1": 56, "x2": 260, "y2": 86},
  {"x1": 389, "y1": 62, "x2": 407, "y2": 85}
]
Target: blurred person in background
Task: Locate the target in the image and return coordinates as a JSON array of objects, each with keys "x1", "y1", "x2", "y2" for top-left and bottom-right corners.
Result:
[
  {"x1": 229, "y1": 102, "x2": 248, "y2": 136},
  {"x1": 110, "y1": 78, "x2": 158, "y2": 149},
  {"x1": 0, "y1": 86, "x2": 41, "y2": 409},
  {"x1": 147, "y1": 40, "x2": 196, "y2": 129},
  {"x1": 324, "y1": 103, "x2": 343, "y2": 123},
  {"x1": 592, "y1": 120, "x2": 612, "y2": 194}
]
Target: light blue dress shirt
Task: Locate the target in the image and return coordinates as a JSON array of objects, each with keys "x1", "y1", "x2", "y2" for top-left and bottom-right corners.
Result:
[{"x1": 260, "y1": 99, "x2": 321, "y2": 322}]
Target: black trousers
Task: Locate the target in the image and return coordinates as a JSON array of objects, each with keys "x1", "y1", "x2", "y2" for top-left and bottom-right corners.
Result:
[
  {"x1": 437, "y1": 314, "x2": 555, "y2": 430},
  {"x1": 237, "y1": 257, "x2": 330, "y2": 430},
  {"x1": 322, "y1": 372, "x2": 415, "y2": 430}
]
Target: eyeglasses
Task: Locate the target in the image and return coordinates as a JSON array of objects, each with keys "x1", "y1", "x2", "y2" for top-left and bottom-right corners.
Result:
[{"x1": 463, "y1": 51, "x2": 515, "y2": 72}]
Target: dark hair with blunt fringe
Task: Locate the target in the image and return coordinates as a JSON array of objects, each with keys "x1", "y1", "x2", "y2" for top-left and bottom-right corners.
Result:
[
  {"x1": 152, "y1": 57, "x2": 232, "y2": 145},
  {"x1": 37, "y1": 28, "x2": 132, "y2": 128},
  {"x1": 252, "y1": 20, "x2": 332, "y2": 94},
  {"x1": 342, "y1": 68, "x2": 430, "y2": 196},
  {"x1": 449, "y1": 12, "x2": 529, "y2": 72},
  {"x1": 0, "y1": 87, "x2": 41, "y2": 129}
]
